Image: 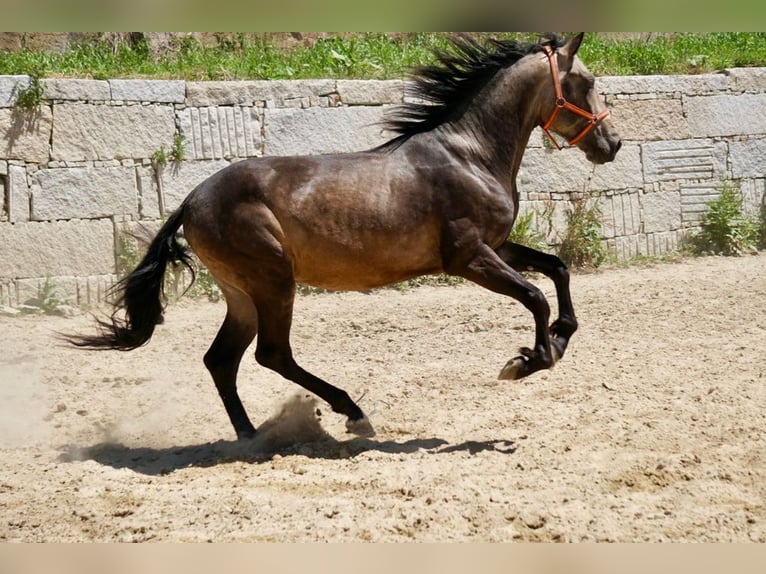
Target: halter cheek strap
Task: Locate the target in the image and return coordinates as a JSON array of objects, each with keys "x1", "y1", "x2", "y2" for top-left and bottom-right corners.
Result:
[{"x1": 541, "y1": 45, "x2": 610, "y2": 150}]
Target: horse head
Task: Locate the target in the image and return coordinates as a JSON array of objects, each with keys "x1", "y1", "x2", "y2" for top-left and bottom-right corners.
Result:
[{"x1": 538, "y1": 33, "x2": 622, "y2": 164}]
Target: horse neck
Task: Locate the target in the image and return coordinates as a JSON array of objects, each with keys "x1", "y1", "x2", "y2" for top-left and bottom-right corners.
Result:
[{"x1": 439, "y1": 56, "x2": 545, "y2": 185}]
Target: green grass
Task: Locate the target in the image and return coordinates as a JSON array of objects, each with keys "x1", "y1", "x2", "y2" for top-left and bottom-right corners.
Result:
[
  {"x1": 1, "y1": 33, "x2": 764, "y2": 80},
  {"x1": 579, "y1": 32, "x2": 766, "y2": 76}
]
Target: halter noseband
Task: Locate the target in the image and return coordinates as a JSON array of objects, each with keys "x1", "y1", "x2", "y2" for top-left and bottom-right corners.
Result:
[{"x1": 541, "y1": 44, "x2": 610, "y2": 150}]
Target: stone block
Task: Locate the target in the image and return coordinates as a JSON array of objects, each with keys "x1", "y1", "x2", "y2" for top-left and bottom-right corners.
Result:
[
  {"x1": 264, "y1": 106, "x2": 392, "y2": 156},
  {"x1": 679, "y1": 182, "x2": 720, "y2": 224},
  {"x1": 642, "y1": 139, "x2": 727, "y2": 183},
  {"x1": 0, "y1": 76, "x2": 29, "y2": 108},
  {"x1": 153, "y1": 159, "x2": 231, "y2": 212},
  {"x1": 8, "y1": 164, "x2": 29, "y2": 222},
  {"x1": 685, "y1": 93, "x2": 766, "y2": 137},
  {"x1": 15, "y1": 275, "x2": 78, "y2": 306},
  {"x1": 730, "y1": 138, "x2": 766, "y2": 178},
  {"x1": 0, "y1": 33, "x2": 23, "y2": 52},
  {"x1": 110, "y1": 79, "x2": 186, "y2": 103},
  {"x1": 518, "y1": 144, "x2": 642, "y2": 193},
  {"x1": 0, "y1": 279, "x2": 13, "y2": 307},
  {"x1": 51, "y1": 102, "x2": 176, "y2": 161},
  {"x1": 725, "y1": 67, "x2": 766, "y2": 93},
  {"x1": 0, "y1": 219, "x2": 115, "y2": 278},
  {"x1": 642, "y1": 189, "x2": 681, "y2": 233},
  {"x1": 30, "y1": 166, "x2": 138, "y2": 221},
  {"x1": 741, "y1": 178, "x2": 765, "y2": 218},
  {"x1": 0, "y1": 106, "x2": 52, "y2": 163},
  {"x1": 41, "y1": 78, "x2": 110, "y2": 101},
  {"x1": 76, "y1": 274, "x2": 118, "y2": 306},
  {"x1": 606, "y1": 191, "x2": 641, "y2": 237},
  {"x1": 136, "y1": 165, "x2": 161, "y2": 219},
  {"x1": 337, "y1": 80, "x2": 404, "y2": 105},
  {"x1": 589, "y1": 146, "x2": 643, "y2": 193},
  {"x1": 609, "y1": 98, "x2": 689, "y2": 141},
  {"x1": 598, "y1": 73, "x2": 729, "y2": 96},
  {"x1": 645, "y1": 230, "x2": 682, "y2": 257},
  {"x1": 186, "y1": 80, "x2": 336, "y2": 107},
  {"x1": 178, "y1": 106, "x2": 262, "y2": 160}
]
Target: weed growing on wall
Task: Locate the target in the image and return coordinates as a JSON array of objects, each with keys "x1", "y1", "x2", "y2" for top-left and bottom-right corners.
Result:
[
  {"x1": 116, "y1": 230, "x2": 142, "y2": 278},
  {"x1": 558, "y1": 195, "x2": 606, "y2": 269},
  {"x1": 12, "y1": 72, "x2": 46, "y2": 110},
  {"x1": 507, "y1": 211, "x2": 548, "y2": 252},
  {"x1": 171, "y1": 134, "x2": 186, "y2": 162},
  {"x1": 686, "y1": 180, "x2": 760, "y2": 256},
  {"x1": 151, "y1": 145, "x2": 169, "y2": 169}
]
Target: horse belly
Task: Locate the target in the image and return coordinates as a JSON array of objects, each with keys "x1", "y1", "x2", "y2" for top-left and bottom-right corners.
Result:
[{"x1": 292, "y1": 231, "x2": 442, "y2": 291}]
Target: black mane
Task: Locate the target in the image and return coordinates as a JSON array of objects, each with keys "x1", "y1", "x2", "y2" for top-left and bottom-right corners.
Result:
[{"x1": 377, "y1": 34, "x2": 564, "y2": 150}]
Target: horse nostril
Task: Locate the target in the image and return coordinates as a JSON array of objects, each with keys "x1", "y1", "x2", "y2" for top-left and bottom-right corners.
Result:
[{"x1": 615, "y1": 139, "x2": 622, "y2": 152}]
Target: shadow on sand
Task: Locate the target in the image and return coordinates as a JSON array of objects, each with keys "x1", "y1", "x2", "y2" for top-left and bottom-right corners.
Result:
[
  {"x1": 58, "y1": 436, "x2": 517, "y2": 476},
  {"x1": 56, "y1": 394, "x2": 516, "y2": 475}
]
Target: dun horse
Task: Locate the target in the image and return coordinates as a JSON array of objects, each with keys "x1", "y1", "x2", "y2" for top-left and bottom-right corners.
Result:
[{"x1": 70, "y1": 33, "x2": 621, "y2": 439}]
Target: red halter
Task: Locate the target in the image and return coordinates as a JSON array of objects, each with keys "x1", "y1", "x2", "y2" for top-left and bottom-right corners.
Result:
[{"x1": 541, "y1": 45, "x2": 610, "y2": 150}]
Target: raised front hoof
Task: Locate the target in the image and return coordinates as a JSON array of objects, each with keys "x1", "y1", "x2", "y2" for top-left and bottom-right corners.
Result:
[
  {"x1": 345, "y1": 415, "x2": 376, "y2": 438},
  {"x1": 498, "y1": 356, "x2": 528, "y2": 380}
]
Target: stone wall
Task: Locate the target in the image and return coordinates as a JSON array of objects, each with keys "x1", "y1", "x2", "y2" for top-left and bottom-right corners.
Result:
[{"x1": 1, "y1": 69, "x2": 765, "y2": 307}]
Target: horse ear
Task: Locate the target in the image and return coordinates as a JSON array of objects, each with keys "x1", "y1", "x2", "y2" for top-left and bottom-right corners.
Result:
[{"x1": 558, "y1": 32, "x2": 585, "y2": 71}]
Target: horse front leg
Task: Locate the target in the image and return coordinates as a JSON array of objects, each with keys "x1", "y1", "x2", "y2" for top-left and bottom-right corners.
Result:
[
  {"x1": 496, "y1": 241, "x2": 578, "y2": 362},
  {"x1": 446, "y1": 243, "x2": 557, "y2": 380}
]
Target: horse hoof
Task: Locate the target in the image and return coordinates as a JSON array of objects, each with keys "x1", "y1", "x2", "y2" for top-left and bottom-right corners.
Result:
[
  {"x1": 498, "y1": 357, "x2": 526, "y2": 380},
  {"x1": 346, "y1": 415, "x2": 376, "y2": 438}
]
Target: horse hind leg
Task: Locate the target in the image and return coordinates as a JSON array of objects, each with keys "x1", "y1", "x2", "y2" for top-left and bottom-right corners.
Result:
[
  {"x1": 203, "y1": 285, "x2": 259, "y2": 440},
  {"x1": 252, "y1": 284, "x2": 375, "y2": 438}
]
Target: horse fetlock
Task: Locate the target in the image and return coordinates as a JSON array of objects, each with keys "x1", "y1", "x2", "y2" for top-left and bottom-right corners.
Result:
[{"x1": 550, "y1": 317, "x2": 578, "y2": 338}]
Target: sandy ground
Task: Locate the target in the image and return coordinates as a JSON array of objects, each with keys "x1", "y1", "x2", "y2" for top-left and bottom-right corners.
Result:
[{"x1": 1, "y1": 254, "x2": 765, "y2": 542}]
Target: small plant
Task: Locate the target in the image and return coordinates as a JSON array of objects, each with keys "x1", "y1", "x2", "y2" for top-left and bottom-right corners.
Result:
[
  {"x1": 170, "y1": 133, "x2": 186, "y2": 162},
  {"x1": 12, "y1": 73, "x2": 46, "y2": 110},
  {"x1": 152, "y1": 135, "x2": 185, "y2": 171},
  {"x1": 38, "y1": 275, "x2": 67, "y2": 315},
  {"x1": 686, "y1": 181, "x2": 759, "y2": 256},
  {"x1": 116, "y1": 229, "x2": 142, "y2": 278},
  {"x1": 557, "y1": 195, "x2": 606, "y2": 269},
  {"x1": 186, "y1": 267, "x2": 222, "y2": 302},
  {"x1": 152, "y1": 145, "x2": 169, "y2": 169},
  {"x1": 20, "y1": 274, "x2": 70, "y2": 315},
  {"x1": 508, "y1": 211, "x2": 548, "y2": 252}
]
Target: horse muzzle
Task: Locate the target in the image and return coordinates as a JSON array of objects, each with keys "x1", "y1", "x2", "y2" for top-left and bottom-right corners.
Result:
[{"x1": 585, "y1": 131, "x2": 622, "y2": 164}]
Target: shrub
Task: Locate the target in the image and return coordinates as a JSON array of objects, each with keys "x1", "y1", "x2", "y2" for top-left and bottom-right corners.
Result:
[
  {"x1": 686, "y1": 181, "x2": 759, "y2": 256},
  {"x1": 557, "y1": 195, "x2": 606, "y2": 269},
  {"x1": 507, "y1": 211, "x2": 548, "y2": 252}
]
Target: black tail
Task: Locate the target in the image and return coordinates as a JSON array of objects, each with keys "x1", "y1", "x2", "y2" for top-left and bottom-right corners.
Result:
[{"x1": 67, "y1": 205, "x2": 194, "y2": 350}]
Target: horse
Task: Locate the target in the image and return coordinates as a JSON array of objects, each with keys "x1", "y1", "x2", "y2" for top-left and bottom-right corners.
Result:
[{"x1": 69, "y1": 33, "x2": 621, "y2": 440}]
